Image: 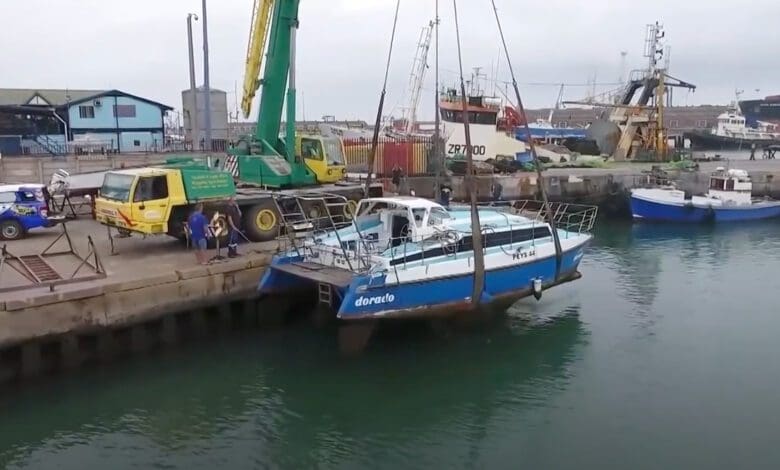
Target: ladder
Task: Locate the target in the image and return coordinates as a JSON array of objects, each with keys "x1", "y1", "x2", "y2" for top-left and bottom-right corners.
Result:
[
  {"x1": 17, "y1": 255, "x2": 63, "y2": 283},
  {"x1": 318, "y1": 282, "x2": 332, "y2": 306}
]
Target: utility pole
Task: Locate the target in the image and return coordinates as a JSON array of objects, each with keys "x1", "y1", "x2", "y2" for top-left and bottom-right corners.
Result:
[
  {"x1": 186, "y1": 13, "x2": 199, "y2": 150},
  {"x1": 202, "y1": 0, "x2": 212, "y2": 152}
]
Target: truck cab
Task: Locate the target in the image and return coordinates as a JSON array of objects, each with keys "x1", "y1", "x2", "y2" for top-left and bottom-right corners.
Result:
[
  {"x1": 95, "y1": 168, "x2": 188, "y2": 235},
  {"x1": 298, "y1": 135, "x2": 347, "y2": 184}
]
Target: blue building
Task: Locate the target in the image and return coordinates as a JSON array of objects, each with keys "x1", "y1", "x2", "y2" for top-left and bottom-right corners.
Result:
[{"x1": 0, "y1": 88, "x2": 172, "y2": 155}]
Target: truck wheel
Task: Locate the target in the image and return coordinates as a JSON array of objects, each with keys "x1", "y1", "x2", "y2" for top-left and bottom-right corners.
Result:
[
  {"x1": 0, "y1": 220, "x2": 25, "y2": 240},
  {"x1": 244, "y1": 201, "x2": 281, "y2": 242}
]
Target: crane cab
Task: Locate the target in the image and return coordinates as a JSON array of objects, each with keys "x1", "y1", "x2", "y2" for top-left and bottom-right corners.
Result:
[{"x1": 298, "y1": 135, "x2": 347, "y2": 184}]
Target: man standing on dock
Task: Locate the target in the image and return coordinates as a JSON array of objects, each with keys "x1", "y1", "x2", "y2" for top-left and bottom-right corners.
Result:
[{"x1": 188, "y1": 203, "x2": 210, "y2": 265}]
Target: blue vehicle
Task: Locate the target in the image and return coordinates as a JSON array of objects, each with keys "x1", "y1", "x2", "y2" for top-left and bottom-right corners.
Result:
[{"x1": 0, "y1": 184, "x2": 55, "y2": 240}]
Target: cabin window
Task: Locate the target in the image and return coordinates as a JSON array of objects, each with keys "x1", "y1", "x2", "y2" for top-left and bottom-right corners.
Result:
[
  {"x1": 441, "y1": 109, "x2": 496, "y2": 125},
  {"x1": 0, "y1": 192, "x2": 16, "y2": 204},
  {"x1": 710, "y1": 178, "x2": 725, "y2": 190},
  {"x1": 78, "y1": 106, "x2": 95, "y2": 119},
  {"x1": 725, "y1": 179, "x2": 735, "y2": 190},
  {"x1": 412, "y1": 208, "x2": 426, "y2": 227},
  {"x1": 133, "y1": 175, "x2": 168, "y2": 202},
  {"x1": 428, "y1": 207, "x2": 449, "y2": 225},
  {"x1": 113, "y1": 104, "x2": 137, "y2": 118},
  {"x1": 301, "y1": 138, "x2": 324, "y2": 161}
]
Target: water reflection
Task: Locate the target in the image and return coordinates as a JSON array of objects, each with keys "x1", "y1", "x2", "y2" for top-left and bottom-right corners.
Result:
[{"x1": 0, "y1": 307, "x2": 587, "y2": 469}]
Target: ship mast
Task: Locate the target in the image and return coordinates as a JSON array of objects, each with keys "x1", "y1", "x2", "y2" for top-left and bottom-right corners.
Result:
[{"x1": 453, "y1": 0, "x2": 485, "y2": 305}]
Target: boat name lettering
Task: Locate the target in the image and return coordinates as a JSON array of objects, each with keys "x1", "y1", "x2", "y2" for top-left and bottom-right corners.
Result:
[
  {"x1": 354, "y1": 293, "x2": 395, "y2": 307},
  {"x1": 447, "y1": 144, "x2": 486, "y2": 156},
  {"x1": 512, "y1": 249, "x2": 536, "y2": 260}
]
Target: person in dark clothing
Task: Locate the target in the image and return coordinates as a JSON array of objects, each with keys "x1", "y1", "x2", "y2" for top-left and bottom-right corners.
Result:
[
  {"x1": 750, "y1": 143, "x2": 757, "y2": 161},
  {"x1": 391, "y1": 165, "x2": 403, "y2": 194},
  {"x1": 225, "y1": 197, "x2": 242, "y2": 258},
  {"x1": 438, "y1": 182, "x2": 452, "y2": 208},
  {"x1": 187, "y1": 203, "x2": 210, "y2": 265}
]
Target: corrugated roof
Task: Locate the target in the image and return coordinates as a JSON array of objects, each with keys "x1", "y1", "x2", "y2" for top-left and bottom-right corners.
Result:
[{"x1": 0, "y1": 88, "x2": 106, "y2": 106}]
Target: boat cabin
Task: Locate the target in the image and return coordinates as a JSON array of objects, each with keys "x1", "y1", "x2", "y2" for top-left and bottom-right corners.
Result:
[
  {"x1": 715, "y1": 112, "x2": 747, "y2": 135},
  {"x1": 707, "y1": 167, "x2": 752, "y2": 205},
  {"x1": 354, "y1": 197, "x2": 453, "y2": 248}
]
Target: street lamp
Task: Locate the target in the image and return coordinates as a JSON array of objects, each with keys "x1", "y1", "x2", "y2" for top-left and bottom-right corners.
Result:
[{"x1": 187, "y1": 13, "x2": 199, "y2": 150}]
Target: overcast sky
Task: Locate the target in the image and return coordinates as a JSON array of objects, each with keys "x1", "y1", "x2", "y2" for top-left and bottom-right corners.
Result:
[{"x1": 2, "y1": 0, "x2": 779, "y2": 122}]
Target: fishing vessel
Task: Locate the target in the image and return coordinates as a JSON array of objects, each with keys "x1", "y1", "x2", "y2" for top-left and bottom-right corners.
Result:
[
  {"x1": 683, "y1": 110, "x2": 780, "y2": 150},
  {"x1": 258, "y1": 195, "x2": 596, "y2": 321},
  {"x1": 630, "y1": 167, "x2": 780, "y2": 223}
]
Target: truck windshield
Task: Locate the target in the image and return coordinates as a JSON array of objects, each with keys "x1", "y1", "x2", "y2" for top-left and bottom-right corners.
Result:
[
  {"x1": 101, "y1": 173, "x2": 135, "y2": 201},
  {"x1": 322, "y1": 138, "x2": 345, "y2": 165}
]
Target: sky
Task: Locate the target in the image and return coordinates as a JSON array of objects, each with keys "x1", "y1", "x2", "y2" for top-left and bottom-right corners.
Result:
[{"x1": 2, "y1": 0, "x2": 779, "y2": 122}]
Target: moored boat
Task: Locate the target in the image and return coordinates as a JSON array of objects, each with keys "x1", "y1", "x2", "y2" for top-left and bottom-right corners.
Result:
[
  {"x1": 258, "y1": 196, "x2": 597, "y2": 321},
  {"x1": 631, "y1": 168, "x2": 780, "y2": 223}
]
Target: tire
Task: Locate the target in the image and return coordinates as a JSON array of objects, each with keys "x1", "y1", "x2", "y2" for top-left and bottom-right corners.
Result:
[
  {"x1": 243, "y1": 200, "x2": 281, "y2": 242},
  {"x1": 0, "y1": 220, "x2": 25, "y2": 240}
]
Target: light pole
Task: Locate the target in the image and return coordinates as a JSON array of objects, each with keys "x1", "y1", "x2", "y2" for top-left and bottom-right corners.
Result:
[
  {"x1": 186, "y1": 13, "x2": 199, "y2": 150},
  {"x1": 201, "y1": 0, "x2": 212, "y2": 152}
]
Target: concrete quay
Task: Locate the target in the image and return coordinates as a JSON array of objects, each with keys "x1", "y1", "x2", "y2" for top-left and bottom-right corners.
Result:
[{"x1": 0, "y1": 219, "x2": 283, "y2": 383}]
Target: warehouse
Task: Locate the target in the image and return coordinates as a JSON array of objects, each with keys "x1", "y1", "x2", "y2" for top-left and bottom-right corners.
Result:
[{"x1": 0, "y1": 88, "x2": 172, "y2": 156}]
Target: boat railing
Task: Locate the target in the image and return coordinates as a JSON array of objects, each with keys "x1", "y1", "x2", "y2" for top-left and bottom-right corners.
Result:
[
  {"x1": 272, "y1": 193, "x2": 373, "y2": 272},
  {"x1": 475, "y1": 199, "x2": 598, "y2": 236}
]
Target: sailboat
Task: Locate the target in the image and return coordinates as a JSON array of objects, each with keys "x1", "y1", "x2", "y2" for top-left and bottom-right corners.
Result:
[{"x1": 257, "y1": 0, "x2": 597, "y2": 323}]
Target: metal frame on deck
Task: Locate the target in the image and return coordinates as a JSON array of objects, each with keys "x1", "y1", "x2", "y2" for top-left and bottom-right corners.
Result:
[{"x1": 0, "y1": 223, "x2": 106, "y2": 293}]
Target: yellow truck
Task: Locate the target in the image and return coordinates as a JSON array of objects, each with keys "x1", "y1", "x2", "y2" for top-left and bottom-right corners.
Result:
[{"x1": 94, "y1": 165, "x2": 380, "y2": 242}]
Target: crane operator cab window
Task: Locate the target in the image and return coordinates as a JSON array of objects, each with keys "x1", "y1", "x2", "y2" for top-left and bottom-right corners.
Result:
[
  {"x1": 133, "y1": 175, "x2": 168, "y2": 202},
  {"x1": 301, "y1": 138, "x2": 324, "y2": 161}
]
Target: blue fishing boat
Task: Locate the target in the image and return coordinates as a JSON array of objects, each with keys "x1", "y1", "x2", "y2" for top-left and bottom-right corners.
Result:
[
  {"x1": 631, "y1": 168, "x2": 780, "y2": 223},
  {"x1": 258, "y1": 196, "x2": 597, "y2": 321}
]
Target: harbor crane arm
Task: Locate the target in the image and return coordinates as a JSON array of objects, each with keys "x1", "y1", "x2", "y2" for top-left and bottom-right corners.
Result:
[{"x1": 241, "y1": 0, "x2": 275, "y2": 119}]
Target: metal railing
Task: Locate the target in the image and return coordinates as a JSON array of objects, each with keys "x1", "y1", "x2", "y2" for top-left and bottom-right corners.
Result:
[{"x1": 473, "y1": 200, "x2": 599, "y2": 236}]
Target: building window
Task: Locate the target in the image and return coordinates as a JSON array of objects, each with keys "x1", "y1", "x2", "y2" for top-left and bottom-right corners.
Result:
[
  {"x1": 113, "y1": 104, "x2": 137, "y2": 118},
  {"x1": 696, "y1": 120, "x2": 708, "y2": 128},
  {"x1": 78, "y1": 105, "x2": 95, "y2": 119},
  {"x1": 669, "y1": 120, "x2": 679, "y2": 128},
  {"x1": 133, "y1": 140, "x2": 141, "y2": 147}
]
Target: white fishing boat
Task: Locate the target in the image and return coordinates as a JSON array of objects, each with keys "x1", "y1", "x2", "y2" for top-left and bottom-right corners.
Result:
[{"x1": 258, "y1": 195, "x2": 597, "y2": 321}]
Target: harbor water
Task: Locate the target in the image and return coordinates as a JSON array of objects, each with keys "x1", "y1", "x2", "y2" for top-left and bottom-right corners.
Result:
[{"x1": 2, "y1": 220, "x2": 780, "y2": 469}]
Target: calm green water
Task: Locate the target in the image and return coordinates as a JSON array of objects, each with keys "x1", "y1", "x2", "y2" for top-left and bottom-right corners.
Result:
[{"x1": 3, "y1": 221, "x2": 780, "y2": 469}]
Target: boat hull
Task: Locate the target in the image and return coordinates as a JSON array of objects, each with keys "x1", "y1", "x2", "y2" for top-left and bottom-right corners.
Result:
[
  {"x1": 683, "y1": 131, "x2": 780, "y2": 151},
  {"x1": 630, "y1": 193, "x2": 780, "y2": 223},
  {"x1": 259, "y1": 242, "x2": 588, "y2": 321}
]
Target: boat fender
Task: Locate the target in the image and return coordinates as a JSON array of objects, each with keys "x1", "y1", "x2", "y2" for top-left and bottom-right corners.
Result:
[{"x1": 532, "y1": 278, "x2": 543, "y2": 301}]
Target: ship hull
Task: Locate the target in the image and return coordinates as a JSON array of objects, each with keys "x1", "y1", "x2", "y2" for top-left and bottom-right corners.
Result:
[{"x1": 683, "y1": 131, "x2": 780, "y2": 151}]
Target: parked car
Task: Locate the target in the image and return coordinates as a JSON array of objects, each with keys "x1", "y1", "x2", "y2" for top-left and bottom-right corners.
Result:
[{"x1": 0, "y1": 184, "x2": 58, "y2": 240}]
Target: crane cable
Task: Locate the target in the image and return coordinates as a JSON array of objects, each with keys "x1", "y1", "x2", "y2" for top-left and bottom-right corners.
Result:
[
  {"x1": 364, "y1": 0, "x2": 402, "y2": 198},
  {"x1": 490, "y1": 0, "x2": 563, "y2": 281},
  {"x1": 453, "y1": 0, "x2": 486, "y2": 306}
]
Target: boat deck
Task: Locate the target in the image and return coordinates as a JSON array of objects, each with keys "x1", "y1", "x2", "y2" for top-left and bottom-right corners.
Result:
[{"x1": 274, "y1": 262, "x2": 356, "y2": 287}]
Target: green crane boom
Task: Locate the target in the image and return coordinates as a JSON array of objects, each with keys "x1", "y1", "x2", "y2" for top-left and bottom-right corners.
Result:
[{"x1": 234, "y1": 0, "x2": 315, "y2": 188}]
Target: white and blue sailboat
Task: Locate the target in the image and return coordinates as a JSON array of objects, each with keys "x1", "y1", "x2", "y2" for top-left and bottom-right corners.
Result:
[
  {"x1": 631, "y1": 168, "x2": 780, "y2": 223},
  {"x1": 258, "y1": 196, "x2": 596, "y2": 321}
]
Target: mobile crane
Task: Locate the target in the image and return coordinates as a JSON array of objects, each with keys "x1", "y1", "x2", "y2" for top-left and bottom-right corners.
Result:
[{"x1": 229, "y1": 0, "x2": 353, "y2": 188}]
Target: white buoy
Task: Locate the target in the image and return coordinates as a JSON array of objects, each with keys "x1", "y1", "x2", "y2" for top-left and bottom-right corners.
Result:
[{"x1": 533, "y1": 278, "x2": 543, "y2": 301}]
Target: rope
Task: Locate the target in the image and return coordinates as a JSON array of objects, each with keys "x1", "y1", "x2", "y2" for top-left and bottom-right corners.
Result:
[
  {"x1": 490, "y1": 0, "x2": 564, "y2": 280},
  {"x1": 453, "y1": 0, "x2": 486, "y2": 306},
  {"x1": 364, "y1": 0, "x2": 402, "y2": 197}
]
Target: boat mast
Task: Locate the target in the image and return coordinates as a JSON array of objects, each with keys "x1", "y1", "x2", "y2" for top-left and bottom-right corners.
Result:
[
  {"x1": 489, "y1": 0, "x2": 563, "y2": 279},
  {"x1": 364, "y1": 0, "x2": 401, "y2": 197},
  {"x1": 433, "y1": 0, "x2": 442, "y2": 201},
  {"x1": 453, "y1": 0, "x2": 485, "y2": 305}
]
